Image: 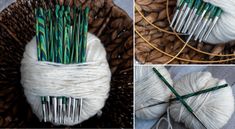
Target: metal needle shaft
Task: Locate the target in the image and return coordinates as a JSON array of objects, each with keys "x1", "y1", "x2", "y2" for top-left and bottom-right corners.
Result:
[
  {"x1": 204, "y1": 8, "x2": 222, "y2": 40},
  {"x1": 174, "y1": 2, "x2": 188, "y2": 30},
  {"x1": 187, "y1": 3, "x2": 210, "y2": 43}
]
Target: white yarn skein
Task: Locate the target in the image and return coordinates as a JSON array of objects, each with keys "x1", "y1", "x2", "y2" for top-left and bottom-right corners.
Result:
[
  {"x1": 202, "y1": 0, "x2": 235, "y2": 44},
  {"x1": 169, "y1": 72, "x2": 234, "y2": 129},
  {"x1": 20, "y1": 33, "x2": 111, "y2": 125},
  {"x1": 135, "y1": 66, "x2": 173, "y2": 120}
]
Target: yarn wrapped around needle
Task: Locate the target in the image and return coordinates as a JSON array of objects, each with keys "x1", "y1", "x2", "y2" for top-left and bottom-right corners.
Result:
[{"x1": 20, "y1": 33, "x2": 111, "y2": 125}]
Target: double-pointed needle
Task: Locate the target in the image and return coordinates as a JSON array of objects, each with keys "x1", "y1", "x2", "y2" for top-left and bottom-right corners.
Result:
[
  {"x1": 188, "y1": 2, "x2": 205, "y2": 34},
  {"x1": 182, "y1": 0, "x2": 202, "y2": 33},
  {"x1": 78, "y1": 99, "x2": 82, "y2": 121},
  {"x1": 204, "y1": 8, "x2": 222, "y2": 40},
  {"x1": 58, "y1": 97, "x2": 63, "y2": 123},
  {"x1": 170, "y1": 0, "x2": 185, "y2": 28},
  {"x1": 72, "y1": 98, "x2": 76, "y2": 121},
  {"x1": 194, "y1": 6, "x2": 216, "y2": 40},
  {"x1": 62, "y1": 98, "x2": 66, "y2": 123},
  {"x1": 53, "y1": 96, "x2": 57, "y2": 123},
  {"x1": 41, "y1": 97, "x2": 47, "y2": 122},
  {"x1": 177, "y1": 0, "x2": 195, "y2": 32},
  {"x1": 152, "y1": 68, "x2": 208, "y2": 129},
  {"x1": 186, "y1": 3, "x2": 211, "y2": 43},
  {"x1": 198, "y1": 7, "x2": 217, "y2": 42},
  {"x1": 173, "y1": 0, "x2": 188, "y2": 30},
  {"x1": 46, "y1": 96, "x2": 51, "y2": 121},
  {"x1": 68, "y1": 97, "x2": 72, "y2": 117}
]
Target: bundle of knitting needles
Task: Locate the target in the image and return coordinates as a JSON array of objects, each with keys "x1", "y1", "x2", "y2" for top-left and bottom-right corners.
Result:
[
  {"x1": 170, "y1": 0, "x2": 222, "y2": 43},
  {"x1": 35, "y1": 1, "x2": 89, "y2": 124}
]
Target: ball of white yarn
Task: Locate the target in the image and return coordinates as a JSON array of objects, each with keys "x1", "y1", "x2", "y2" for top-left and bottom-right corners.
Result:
[
  {"x1": 135, "y1": 66, "x2": 173, "y2": 119},
  {"x1": 203, "y1": 0, "x2": 235, "y2": 44},
  {"x1": 169, "y1": 72, "x2": 234, "y2": 129},
  {"x1": 20, "y1": 33, "x2": 111, "y2": 125}
]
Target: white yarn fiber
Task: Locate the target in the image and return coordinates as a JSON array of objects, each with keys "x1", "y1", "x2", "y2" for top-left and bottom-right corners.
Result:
[
  {"x1": 170, "y1": 72, "x2": 234, "y2": 129},
  {"x1": 20, "y1": 33, "x2": 111, "y2": 125},
  {"x1": 203, "y1": 0, "x2": 235, "y2": 44},
  {"x1": 135, "y1": 66, "x2": 173, "y2": 120}
]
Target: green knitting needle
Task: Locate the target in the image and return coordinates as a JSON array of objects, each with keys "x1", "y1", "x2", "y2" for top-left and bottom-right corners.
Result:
[
  {"x1": 136, "y1": 84, "x2": 228, "y2": 111},
  {"x1": 173, "y1": 0, "x2": 189, "y2": 30},
  {"x1": 188, "y1": 2, "x2": 205, "y2": 34},
  {"x1": 177, "y1": 0, "x2": 195, "y2": 32},
  {"x1": 170, "y1": 0, "x2": 185, "y2": 28},
  {"x1": 62, "y1": 4, "x2": 71, "y2": 123},
  {"x1": 52, "y1": 4, "x2": 61, "y2": 123},
  {"x1": 152, "y1": 68, "x2": 208, "y2": 129},
  {"x1": 194, "y1": 5, "x2": 216, "y2": 40},
  {"x1": 67, "y1": 5, "x2": 79, "y2": 118},
  {"x1": 199, "y1": 7, "x2": 218, "y2": 42},
  {"x1": 204, "y1": 8, "x2": 222, "y2": 41},
  {"x1": 182, "y1": 0, "x2": 202, "y2": 33},
  {"x1": 186, "y1": 3, "x2": 211, "y2": 43},
  {"x1": 37, "y1": 7, "x2": 48, "y2": 122}
]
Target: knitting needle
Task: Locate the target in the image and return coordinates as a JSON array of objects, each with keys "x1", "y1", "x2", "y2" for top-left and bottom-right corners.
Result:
[
  {"x1": 186, "y1": 3, "x2": 211, "y2": 43},
  {"x1": 58, "y1": 97, "x2": 63, "y2": 123},
  {"x1": 198, "y1": 7, "x2": 216, "y2": 42},
  {"x1": 45, "y1": 9, "x2": 52, "y2": 121},
  {"x1": 187, "y1": 2, "x2": 205, "y2": 34},
  {"x1": 204, "y1": 8, "x2": 222, "y2": 41},
  {"x1": 152, "y1": 68, "x2": 208, "y2": 129},
  {"x1": 177, "y1": 0, "x2": 195, "y2": 32},
  {"x1": 74, "y1": 99, "x2": 78, "y2": 121},
  {"x1": 62, "y1": 4, "x2": 71, "y2": 123},
  {"x1": 46, "y1": 96, "x2": 51, "y2": 121},
  {"x1": 199, "y1": 18, "x2": 212, "y2": 42},
  {"x1": 71, "y1": 98, "x2": 76, "y2": 120},
  {"x1": 78, "y1": 98, "x2": 82, "y2": 121},
  {"x1": 35, "y1": 8, "x2": 45, "y2": 122},
  {"x1": 41, "y1": 97, "x2": 47, "y2": 122},
  {"x1": 173, "y1": 0, "x2": 188, "y2": 30},
  {"x1": 75, "y1": 7, "x2": 89, "y2": 121},
  {"x1": 58, "y1": 4, "x2": 65, "y2": 123},
  {"x1": 37, "y1": 7, "x2": 49, "y2": 122},
  {"x1": 181, "y1": 4, "x2": 195, "y2": 33},
  {"x1": 73, "y1": 6, "x2": 83, "y2": 121},
  {"x1": 62, "y1": 97, "x2": 66, "y2": 123},
  {"x1": 182, "y1": 0, "x2": 202, "y2": 33},
  {"x1": 67, "y1": 97, "x2": 71, "y2": 118},
  {"x1": 170, "y1": 0, "x2": 185, "y2": 28},
  {"x1": 194, "y1": 6, "x2": 216, "y2": 40},
  {"x1": 136, "y1": 84, "x2": 228, "y2": 111},
  {"x1": 53, "y1": 96, "x2": 57, "y2": 123}
]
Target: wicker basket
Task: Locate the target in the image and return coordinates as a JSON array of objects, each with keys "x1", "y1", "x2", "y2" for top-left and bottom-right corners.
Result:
[
  {"x1": 0, "y1": 0, "x2": 133, "y2": 127},
  {"x1": 135, "y1": 0, "x2": 235, "y2": 64}
]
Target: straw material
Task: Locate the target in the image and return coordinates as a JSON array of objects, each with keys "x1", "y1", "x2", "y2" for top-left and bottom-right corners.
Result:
[
  {"x1": 0, "y1": 0, "x2": 133, "y2": 127},
  {"x1": 135, "y1": 0, "x2": 235, "y2": 64}
]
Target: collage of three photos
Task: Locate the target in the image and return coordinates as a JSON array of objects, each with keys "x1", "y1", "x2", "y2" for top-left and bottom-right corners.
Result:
[{"x1": 0, "y1": 0, "x2": 235, "y2": 129}]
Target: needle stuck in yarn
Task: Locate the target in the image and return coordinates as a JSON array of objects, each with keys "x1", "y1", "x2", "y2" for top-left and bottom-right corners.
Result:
[
  {"x1": 171, "y1": 0, "x2": 223, "y2": 44},
  {"x1": 34, "y1": 1, "x2": 89, "y2": 124},
  {"x1": 152, "y1": 68, "x2": 208, "y2": 129},
  {"x1": 136, "y1": 83, "x2": 228, "y2": 111}
]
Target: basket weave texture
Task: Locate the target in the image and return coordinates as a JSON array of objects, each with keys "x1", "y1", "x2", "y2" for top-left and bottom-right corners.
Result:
[
  {"x1": 135, "y1": 0, "x2": 235, "y2": 64},
  {"x1": 0, "y1": 0, "x2": 133, "y2": 128}
]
